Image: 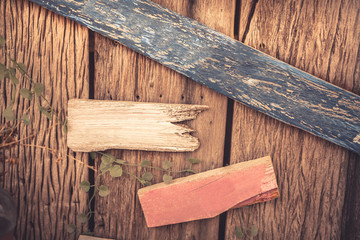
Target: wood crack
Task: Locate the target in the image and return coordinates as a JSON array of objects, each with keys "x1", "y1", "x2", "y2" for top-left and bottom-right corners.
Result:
[{"x1": 240, "y1": 0, "x2": 258, "y2": 43}]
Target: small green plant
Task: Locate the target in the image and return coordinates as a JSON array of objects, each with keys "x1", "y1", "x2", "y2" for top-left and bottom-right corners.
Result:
[
  {"x1": 0, "y1": 34, "x2": 203, "y2": 236},
  {"x1": 67, "y1": 152, "x2": 201, "y2": 234},
  {"x1": 0, "y1": 34, "x2": 67, "y2": 132}
]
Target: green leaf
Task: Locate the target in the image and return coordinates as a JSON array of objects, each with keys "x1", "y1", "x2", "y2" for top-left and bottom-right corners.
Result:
[
  {"x1": 3, "y1": 106, "x2": 15, "y2": 121},
  {"x1": 0, "y1": 63, "x2": 6, "y2": 71},
  {"x1": 80, "y1": 180, "x2": 90, "y2": 192},
  {"x1": 62, "y1": 123, "x2": 67, "y2": 134},
  {"x1": 9, "y1": 68, "x2": 18, "y2": 84},
  {"x1": 10, "y1": 74, "x2": 19, "y2": 84},
  {"x1": 109, "y1": 165, "x2": 123, "y2": 177},
  {"x1": 250, "y1": 225, "x2": 258, "y2": 237},
  {"x1": 98, "y1": 185, "x2": 110, "y2": 197},
  {"x1": 142, "y1": 172, "x2": 153, "y2": 181},
  {"x1": 0, "y1": 72, "x2": 4, "y2": 81},
  {"x1": 67, "y1": 224, "x2": 77, "y2": 234},
  {"x1": 77, "y1": 213, "x2": 88, "y2": 224},
  {"x1": 140, "y1": 160, "x2": 151, "y2": 167},
  {"x1": 99, "y1": 162, "x2": 112, "y2": 173},
  {"x1": 8, "y1": 67, "x2": 16, "y2": 76},
  {"x1": 162, "y1": 174, "x2": 173, "y2": 184},
  {"x1": 115, "y1": 159, "x2": 126, "y2": 164},
  {"x1": 39, "y1": 106, "x2": 52, "y2": 120},
  {"x1": 16, "y1": 62, "x2": 27, "y2": 75},
  {"x1": 101, "y1": 154, "x2": 115, "y2": 165},
  {"x1": 20, "y1": 88, "x2": 33, "y2": 100},
  {"x1": 161, "y1": 160, "x2": 172, "y2": 170},
  {"x1": 34, "y1": 82, "x2": 45, "y2": 96},
  {"x1": 0, "y1": 64, "x2": 6, "y2": 80},
  {"x1": 187, "y1": 158, "x2": 201, "y2": 164},
  {"x1": 2, "y1": 69, "x2": 9, "y2": 80},
  {"x1": 21, "y1": 114, "x2": 31, "y2": 125},
  {"x1": 235, "y1": 227, "x2": 244, "y2": 239},
  {"x1": 90, "y1": 152, "x2": 97, "y2": 160},
  {"x1": 0, "y1": 35, "x2": 5, "y2": 47}
]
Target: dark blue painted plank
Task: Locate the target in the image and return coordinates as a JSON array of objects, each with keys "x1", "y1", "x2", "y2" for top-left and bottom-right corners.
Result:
[{"x1": 30, "y1": 0, "x2": 360, "y2": 154}]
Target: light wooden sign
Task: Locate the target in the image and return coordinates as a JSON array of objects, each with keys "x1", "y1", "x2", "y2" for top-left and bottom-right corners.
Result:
[{"x1": 67, "y1": 99, "x2": 208, "y2": 152}]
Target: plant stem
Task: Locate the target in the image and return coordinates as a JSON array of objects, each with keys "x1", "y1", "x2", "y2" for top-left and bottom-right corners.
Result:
[
  {"x1": 116, "y1": 161, "x2": 197, "y2": 174},
  {"x1": 5, "y1": 51, "x2": 33, "y2": 84},
  {"x1": 88, "y1": 172, "x2": 103, "y2": 212},
  {"x1": 123, "y1": 170, "x2": 145, "y2": 184},
  {"x1": 19, "y1": 143, "x2": 96, "y2": 171}
]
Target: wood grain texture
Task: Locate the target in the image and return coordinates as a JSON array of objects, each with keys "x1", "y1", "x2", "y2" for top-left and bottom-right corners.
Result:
[
  {"x1": 78, "y1": 236, "x2": 114, "y2": 240},
  {"x1": 225, "y1": 0, "x2": 360, "y2": 239},
  {"x1": 0, "y1": 0, "x2": 89, "y2": 239},
  {"x1": 67, "y1": 99, "x2": 208, "y2": 152},
  {"x1": 138, "y1": 156, "x2": 278, "y2": 228},
  {"x1": 2, "y1": 0, "x2": 357, "y2": 238},
  {"x1": 29, "y1": 0, "x2": 360, "y2": 154},
  {"x1": 92, "y1": 0, "x2": 233, "y2": 239}
]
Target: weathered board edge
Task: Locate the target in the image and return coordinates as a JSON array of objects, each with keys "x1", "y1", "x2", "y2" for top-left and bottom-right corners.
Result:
[
  {"x1": 29, "y1": 0, "x2": 360, "y2": 155},
  {"x1": 138, "y1": 156, "x2": 279, "y2": 227},
  {"x1": 67, "y1": 99, "x2": 208, "y2": 152}
]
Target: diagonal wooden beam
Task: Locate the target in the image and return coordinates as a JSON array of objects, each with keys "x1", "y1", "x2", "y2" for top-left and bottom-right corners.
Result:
[{"x1": 30, "y1": 0, "x2": 360, "y2": 155}]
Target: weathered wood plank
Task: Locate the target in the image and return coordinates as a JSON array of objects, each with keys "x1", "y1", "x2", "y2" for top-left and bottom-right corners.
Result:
[
  {"x1": 92, "y1": 0, "x2": 233, "y2": 239},
  {"x1": 342, "y1": 152, "x2": 360, "y2": 240},
  {"x1": 138, "y1": 156, "x2": 278, "y2": 228},
  {"x1": 0, "y1": 0, "x2": 89, "y2": 239},
  {"x1": 67, "y1": 99, "x2": 208, "y2": 152},
  {"x1": 29, "y1": 0, "x2": 360, "y2": 154},
  {"x1": 225, "y1": 0, "x2": 360, "y2": 239}
]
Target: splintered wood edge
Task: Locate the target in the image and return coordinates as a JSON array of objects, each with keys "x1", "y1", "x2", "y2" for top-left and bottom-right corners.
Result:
[
  {"x1": 232, "y1": 157, "x2": 279, "y2": 208},
  {"x1": 67, "y1": 99, "x2": 208, "y2": 152},
  {"x1": 137, "y1": 156, "x2": 279, "y2": 227}
]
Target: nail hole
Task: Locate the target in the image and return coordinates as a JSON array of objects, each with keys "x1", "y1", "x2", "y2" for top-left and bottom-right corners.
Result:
[
  {"x1": 181, "y1": 95, "x2": 185, "y2": 100},
  {"x1": 136, "y1": 95, "x2": 139, "y2": 100},
  {"x1": 200, "y1": 96, "x2": 204, "y2": 99},
  {"x1": 159, "y1": 94, "x2": 162, "y2": 98}
]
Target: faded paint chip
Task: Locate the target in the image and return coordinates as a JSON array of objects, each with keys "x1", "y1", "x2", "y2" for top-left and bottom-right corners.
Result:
[
  {"x1": 244, "y1": 78, "x2": 260, "y2": 86},
  {"x1": 354, "y1": 134, "x2": 360, "y2": 144}
]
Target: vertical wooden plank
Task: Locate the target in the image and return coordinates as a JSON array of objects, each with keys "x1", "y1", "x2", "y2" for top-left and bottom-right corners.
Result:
[
  {"x1": 226, "y1": 0, "x2": 360, "y2": 239},
  {"x1": 93, "y1": 0, "x2": 235, "y2": 239},
  {"x1": 342, "y1": 152, "x2": 360, "y2": 239},
  {"x1": 0, "y1": 0, "x2": 89, "y2": 238}
]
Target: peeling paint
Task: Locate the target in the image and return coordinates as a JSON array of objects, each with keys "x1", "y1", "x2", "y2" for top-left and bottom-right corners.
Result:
[{"x1": 354, "y1": 134, "x2": 360, "y2": 144}]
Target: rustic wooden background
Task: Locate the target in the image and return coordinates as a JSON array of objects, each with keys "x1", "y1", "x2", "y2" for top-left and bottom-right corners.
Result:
[{"x1": 1, "y1": 0, "x2": 359, "y2": 239}]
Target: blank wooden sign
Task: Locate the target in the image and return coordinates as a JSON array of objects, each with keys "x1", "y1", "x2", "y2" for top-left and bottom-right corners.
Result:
[
  {"x1": 138, "y1": 156, "x2": 279, "y2": 227},
  {"x1": 67, "y1": 99, "x2": 208, "y2": 152}
]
